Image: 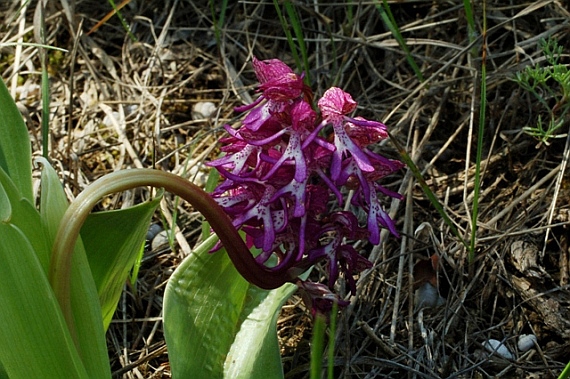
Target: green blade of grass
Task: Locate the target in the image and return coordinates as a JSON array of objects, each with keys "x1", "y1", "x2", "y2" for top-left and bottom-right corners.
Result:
[
  {"x1": 272, "y1": 1, "x2": 299, "y2": 65},
  {"x1": 375, "y1": 0, "x2": 424, "y2": 82},
  {"x1": 559, "y1": 361, "x2": 570, "y2": 379},
  {"x1": 0, "y1": 42, "x2": 68, "y2": 52},
  {"x1": 272, "y1": 0, "x2": 310, "y2": 84},
  {"x1": 346, "y1": 1, "x2": 354, "y2": 30},
  {"x1": 209, "y1": 0, "x2": 228, "y2": 47},
  {"x1": 107, "y1": 0, "x2": 136, "y2": 42},
  {"x1": 41, "y1": 61, "x2": 49, "y2": 158},
  {"x1": 283, "y1": 1, "x2": 310, "y2": 83},
  {"x1": 462, "y1": 0, "x2": 476, "y2": 44},
  {"x1": 470, "y1": 67, "x2": 486, "y2": 261},
  {"x1": 310, "y1": 313, "x2": 326, "y2": 379},
  {"x1": 462, "y1": 0, "x2": 479, "y2": 59},
  {"x1": 34, "y1": 0, "x2": 50, "y2": 159},
  {"x1": 327, "y1": 302, "x2": 338, "y2": 379},
  {"x1": 469, "y1": 1, "x2": 487, "y2": 262}
]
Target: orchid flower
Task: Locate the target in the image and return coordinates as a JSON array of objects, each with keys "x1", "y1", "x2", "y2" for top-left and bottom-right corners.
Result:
[{"x1": 207, "y1": 57, "x2": 404, "y2": 315}]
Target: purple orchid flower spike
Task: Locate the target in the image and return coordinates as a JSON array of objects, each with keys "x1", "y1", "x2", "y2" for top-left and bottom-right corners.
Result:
[{"x1": 207, "y1": 56, "x2": 405, "y2": 318}]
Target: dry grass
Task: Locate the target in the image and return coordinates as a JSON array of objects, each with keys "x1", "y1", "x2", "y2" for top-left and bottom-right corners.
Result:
[{"x1": 2, "y1": 0, "x2": 570, "y2": 378}]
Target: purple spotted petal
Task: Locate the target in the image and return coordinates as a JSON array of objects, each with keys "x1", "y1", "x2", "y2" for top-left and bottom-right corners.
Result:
[
  {"x1": 318, "y1": 87, "x2": 357, "y2": 121},
  {"x1": 252, "y1": 56, "x2": 295, "y2": 84}
]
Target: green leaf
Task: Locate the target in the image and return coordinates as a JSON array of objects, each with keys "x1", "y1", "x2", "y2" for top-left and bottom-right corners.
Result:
[
  {"x1": 0, "y1": 167, "x2": 51, "y2": 272},
  {"x1": 223, "y1": 281, "x2": 297, "y2": 378},
  {"x1": 0, "y1": 362, "x2": 8, "y2": 379},
  {"x1": 164, "y1": 234, "x2": 294, "y2": 379},
  {"x1": 0, "y1": 175, "x2": 11, "y2": 222},
  {"x1": 0, "y1": 77, "x2": 33, "y2": 203},
  {"x1": 39, "y1": 161, "x2": 111, "y2": 378},
  {"x1": 81, "y1": 193, "x2": 162, "y2": 329},
  {"x1": 0, "y1": 223, "x2": 89, "y2": 378}
]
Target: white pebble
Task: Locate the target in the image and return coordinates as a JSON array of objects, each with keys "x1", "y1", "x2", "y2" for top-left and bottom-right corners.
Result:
[
  {"x1": 483, "y1": 339, "x2": 514, "y2": 360},
  {"x1": 192, "y1": 101, "x2": 217, "y2": 119},
  {"x1": 517, "y1": 334, "x2": 537, "y2": 352},
  {"x1": 151, "y1": 230, "x2": 171, "y2": 250}
]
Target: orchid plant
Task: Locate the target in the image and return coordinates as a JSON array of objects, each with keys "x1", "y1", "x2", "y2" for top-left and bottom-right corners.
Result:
[{"x1": 0, "y1": 56, "x2": 402, "y2": 378}]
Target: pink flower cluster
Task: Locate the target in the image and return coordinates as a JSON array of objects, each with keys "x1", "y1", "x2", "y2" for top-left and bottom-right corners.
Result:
[{"x1": 207, "y1": 57, "x2": 404, "y2": 314}]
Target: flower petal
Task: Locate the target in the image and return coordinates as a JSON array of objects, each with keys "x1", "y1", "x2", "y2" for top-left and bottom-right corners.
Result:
[
  {"x1": 252, "y1": 56, "x2": 295, "y2": 84},
  {"x1": 318, "y1": 87, "x2": 357, "y2": 121}
]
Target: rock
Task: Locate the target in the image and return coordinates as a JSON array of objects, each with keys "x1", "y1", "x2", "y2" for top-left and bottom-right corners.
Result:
[
  {"x1": 415, "y1": 282, "x2": 445, "y2": 309},
  {"x1": 483, "y1": 339, "x2": 514, "y2": 360},
  {"x1": 146, "y1": 223, "x2": 163, "y2": 241},
  {"x1": 517, "y1": 334, "x2": 537, "y2": 352},
  {"x1": 151, "y1": 230, "x2": 171, "y2": 250},
  {"x1": 192, "y1": 101, "x2": 217, "y2": 120}
]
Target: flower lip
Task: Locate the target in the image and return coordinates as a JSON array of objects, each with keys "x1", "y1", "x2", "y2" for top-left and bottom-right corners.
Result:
[{"x1": 296, "y1": 280, "x2": 350, "y2": 317}]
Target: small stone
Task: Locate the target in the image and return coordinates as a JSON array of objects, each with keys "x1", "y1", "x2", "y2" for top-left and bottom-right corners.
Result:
[
  {"x1": 146, "y1": 223, "x2": 163, "y2": 241},
  {"x1": 192, "y1": 101, "x2": 217, "y2": 119},
  {"x1": 483, "y1": 339, "x2": 514, "y2": 360},
  {"x1": 517, "y1": 334, "x2": 537, "y2": 352},
  {"x1": 414, "y1": 282, "x2": 445, "y2": 309},
  {"x1": 151, "y1": 230, "x2": 171, "y2": 250}
]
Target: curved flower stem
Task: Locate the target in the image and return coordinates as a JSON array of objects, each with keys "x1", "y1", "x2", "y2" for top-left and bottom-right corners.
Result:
[{"x1": 49, "y1": 168, "x2": 295, "y2": 341}]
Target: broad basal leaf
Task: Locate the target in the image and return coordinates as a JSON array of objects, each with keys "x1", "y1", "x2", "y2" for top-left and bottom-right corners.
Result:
[
  {"x1": 0, "y1": 77, "x2": 33, "y2": 203},
  {"x1": 81, "y1": 193, "x2": 162, "y2": 329},
  {"x1": 39, "y1": 161, "x2": 111, "y2": 378},
  {"x1": 164, "y1": 235, "x2": 295, "y2": 379},
  {"x1": 223, "y1": 280, "x2": 297, "y2": 379},
  {"x1": 0, "y1": 173, "x2": 11, "y2": 222},
  {"x1": 0, "y1": 223, "x2": 89, "y2": 378},
  {"x1": 0, "y1": 167, "x2": 51, "y2": 272}
]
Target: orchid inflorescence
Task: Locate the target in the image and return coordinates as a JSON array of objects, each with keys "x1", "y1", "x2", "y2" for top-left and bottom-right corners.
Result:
[{"x1": 207, "y1": 57, "x2": 404, "y2": 314}]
